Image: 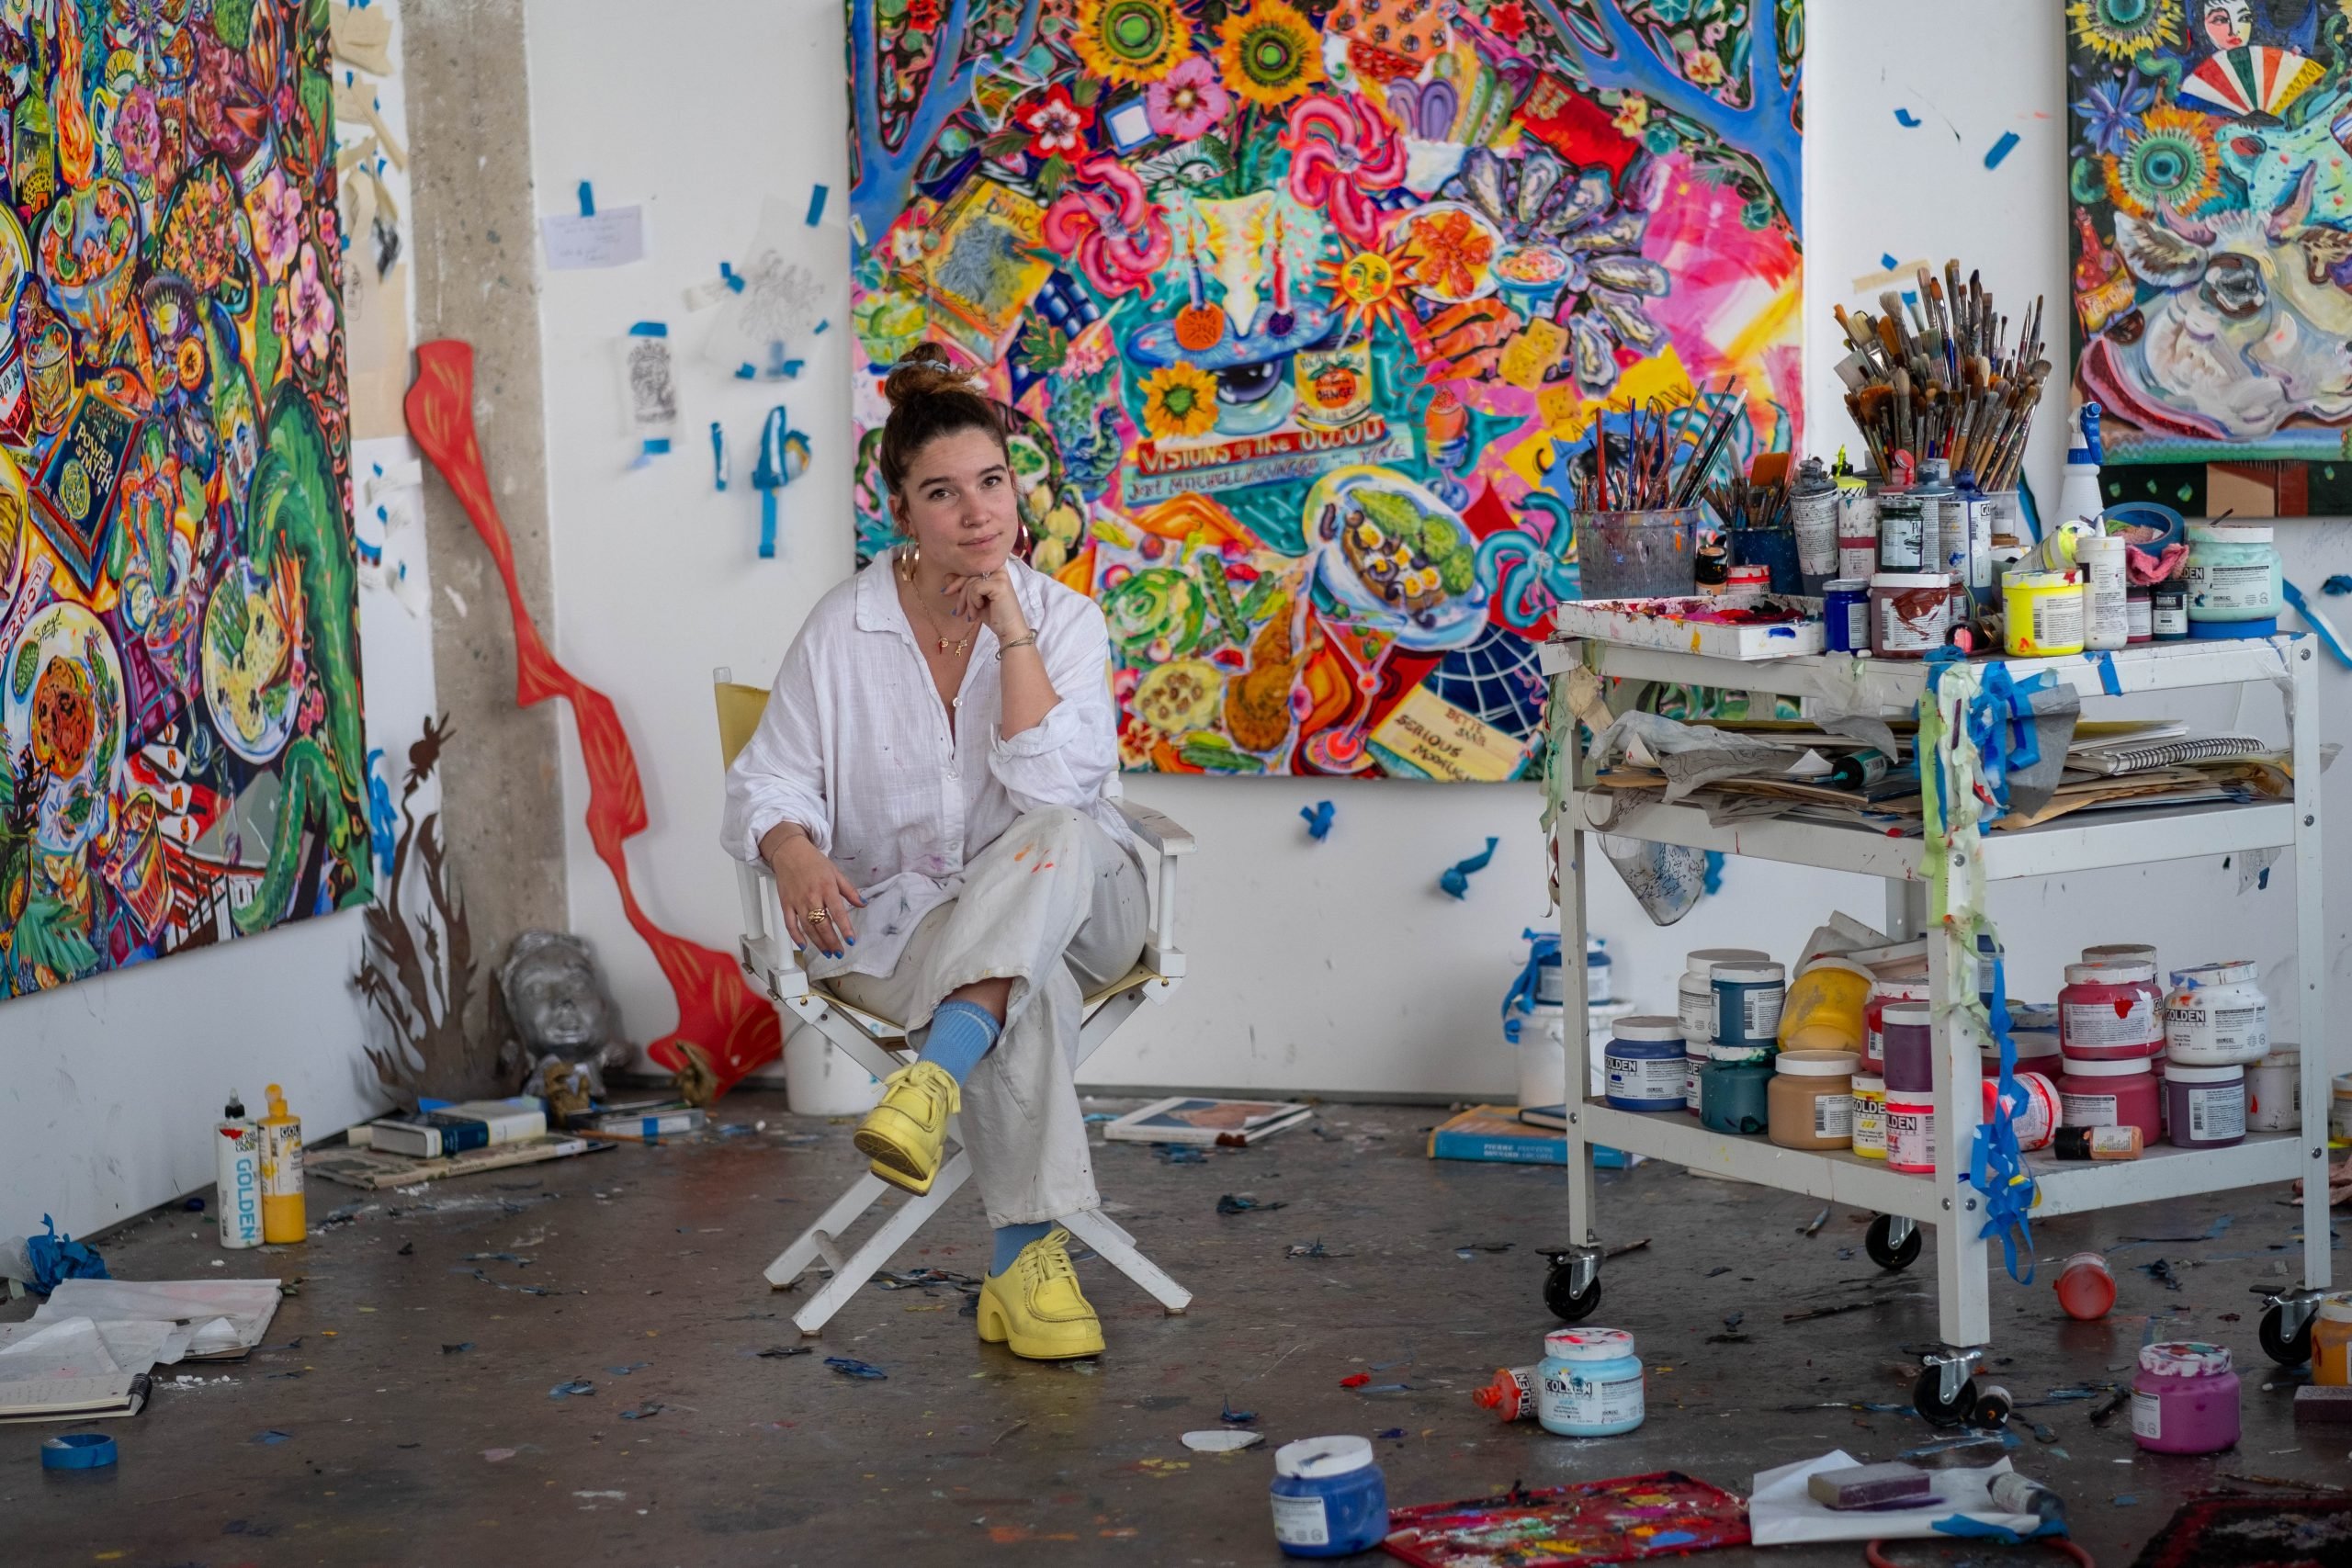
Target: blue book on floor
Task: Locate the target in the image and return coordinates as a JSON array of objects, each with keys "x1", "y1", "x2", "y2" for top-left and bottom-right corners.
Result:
[{"x1": 1427, "y1": 1106, "x2": 1631, "y2": 1168}]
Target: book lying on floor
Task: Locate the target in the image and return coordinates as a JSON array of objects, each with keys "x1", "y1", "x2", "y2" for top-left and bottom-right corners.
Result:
[
  {"x1": 1423, "y1": 1106, "x2": 1635, "y2": 1168},
  {"x1": 587, "y1": 1106, "x2": 706, "y2": 1142},
  {"x1": 0, "y1": 1372, "x2": 150, "y2": 1424},
  {"x1": 1102, "y1": 1097, "x2": 1314, "y2": 1146},
  {"x1": 367, "y1": 1100, "x2": 548, "y2": 1158},
  {"x1": 308, "y1": 1134, "x2": 613, "y2": 1190}
]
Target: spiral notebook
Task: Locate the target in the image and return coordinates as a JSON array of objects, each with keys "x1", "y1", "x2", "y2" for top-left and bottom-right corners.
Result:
[{"x1": 2069, "y1": 735, "x2": 2273, "y2": 776}]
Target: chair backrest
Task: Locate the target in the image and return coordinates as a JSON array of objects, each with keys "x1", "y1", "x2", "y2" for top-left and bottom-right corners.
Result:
[{"x1": 713, "y1": 672, "x2": 771, "y2": 768}]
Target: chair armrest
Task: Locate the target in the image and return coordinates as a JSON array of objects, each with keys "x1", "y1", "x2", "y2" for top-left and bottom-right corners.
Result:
[
  {"x1": 1114, "y1": 797, "x2": 1195, "y2": 855},
  {"x1": 736, "y1": 861, "x2": 808, "y2": 1001}
]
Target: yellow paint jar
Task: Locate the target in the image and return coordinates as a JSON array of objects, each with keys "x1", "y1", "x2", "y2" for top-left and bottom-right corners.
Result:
[
  {"x1": 1778, "y1": 957, "x2": 1871, "y2": 1055},
  {"x1": 2003, "y1": 571, "x2": 2085, "y2": 658}
]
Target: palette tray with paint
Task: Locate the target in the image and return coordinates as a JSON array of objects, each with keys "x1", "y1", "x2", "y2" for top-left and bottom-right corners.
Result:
[
  {"x1": 1551, "y1": 597, "x2": 1826, "y2": 660},
  {"x1": 1381, "y1": 1472, "x2": 1750, "y2": 1566}
]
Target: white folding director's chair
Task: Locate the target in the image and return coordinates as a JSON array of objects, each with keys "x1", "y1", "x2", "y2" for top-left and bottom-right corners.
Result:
[{"x1": 714, "y1": 670, "x2": 1196, "y2": 1336}]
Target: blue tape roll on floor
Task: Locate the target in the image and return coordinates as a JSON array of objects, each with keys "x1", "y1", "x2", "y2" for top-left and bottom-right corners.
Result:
[{"x1": 41, "y1": 1432, "x2": 117, "y2": 1470}]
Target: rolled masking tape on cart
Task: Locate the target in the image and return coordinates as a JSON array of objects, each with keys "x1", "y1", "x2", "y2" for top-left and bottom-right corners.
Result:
[{"x1": 42, "y1": 1432, "x2": 118, "y2": 1470}]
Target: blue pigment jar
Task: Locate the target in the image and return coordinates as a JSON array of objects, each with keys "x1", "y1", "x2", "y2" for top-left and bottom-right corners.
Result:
[
  {"x1": 1270, "y1": 1436, "x2": 1388, "y2": 1556},
  {"x1": 1823, "y1": 578, "x2": 1870, "y2": 652},
  {"x1": 1604, "y1": 1016, "x2": 1686, "y2": 1112},
  {"x1": 1536, "y1": 1327, "x2": 1646, "y2": 1437},
  {"x1": 1713, "y1": 961, "x2": 1785, "y2": 1050},
  {"x1": 1701, "y1": 1044, "x2": 1774, "y2": 1135}
]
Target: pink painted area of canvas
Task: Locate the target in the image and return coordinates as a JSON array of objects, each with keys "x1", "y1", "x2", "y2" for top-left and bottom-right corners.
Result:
[{"x1": 1638, "y1": 153, "x2": 1804, "y2": 448}]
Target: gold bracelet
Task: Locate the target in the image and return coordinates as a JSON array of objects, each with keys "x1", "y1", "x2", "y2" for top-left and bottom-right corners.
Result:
[{"x1": 995, "y1": 634, "x2": 1038, "y2": 660}]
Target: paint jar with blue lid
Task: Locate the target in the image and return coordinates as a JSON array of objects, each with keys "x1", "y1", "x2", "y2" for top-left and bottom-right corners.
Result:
[
  {"x1": 1536, "y1": 1327, "x2": 1645, "y2": 1437},
  {"x1": 1604, "y1": 1017, "x2": 1686, "y2": 1113},
  {"x1": 2183, "y1": 523, "x2": 2280, "y2": 637},
  {"x1": 1823, "y1": 579, "x2": 1870, "y2": 652},
  {"x1": 1713, "y1": 961, "x2": 1785, "y2": 1051},
  {"x1": 1269, "y1": 1436, "x2": 1388, "y2": 1557}
]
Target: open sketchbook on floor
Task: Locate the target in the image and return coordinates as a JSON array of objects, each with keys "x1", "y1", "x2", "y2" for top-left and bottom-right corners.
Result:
[{"x1": 1102, "y1": 1097, "x2": 1313, "y2": 1146}]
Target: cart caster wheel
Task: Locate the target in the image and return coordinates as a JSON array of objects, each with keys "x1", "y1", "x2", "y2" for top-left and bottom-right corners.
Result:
[
  {"x1": 1544, "y1": 1268, "x2": 1601, "y2": 1322},
  {"x1": 1913, "y1": 1367, "x2": 1977, "y2": 1427},
  {"x1": 2260, "y1": 1303, "x2": 2314, "y2": 1367},
  {"x1": 1866, "y1": 1214, "x2": 1923, "y2": 1272}
]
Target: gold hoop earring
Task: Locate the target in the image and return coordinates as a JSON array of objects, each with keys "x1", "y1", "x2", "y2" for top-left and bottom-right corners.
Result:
[{"x1": 898, "y1": 541, "x2": 921, "y2": 580}]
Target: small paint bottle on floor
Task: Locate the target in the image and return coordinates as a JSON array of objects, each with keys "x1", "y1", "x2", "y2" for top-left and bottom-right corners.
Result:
[
  {"x1": 1269, "y1": 1437, "x2": 1388, "y2": 1557},
  {"x1": 1536, "y1": 1328, "x2": 1645, "y2": 1437},
  {"x1": 216, "y1": 1090, "x2": 262, "y2": 1250},
  {"x1": 2053, "y1": 1252, "x2": 2115, "y2": 1321},
  {"x1": 1471, "y1": 1365, "x2": 1537, "y2": 1421},
  {"x1": 258, "y1": 1083, "x2": 306, "y2": 1245}
]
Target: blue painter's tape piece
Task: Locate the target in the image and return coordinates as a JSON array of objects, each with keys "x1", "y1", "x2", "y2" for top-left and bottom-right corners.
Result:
[
  {"x1": 641, "y1": 438, "x2": 671, "y2": 456},
  {"x1": 1894, "y1": 108, "x2": 1922, "y2": 127},
  {"x1": 1984, "y1": 131, "x2": 2020, "y2": 169},
  {"x1": 807, "y1": 184, "x2": 829, "y2": 227},
  {"x1": 577, "y1": 180, "x2": 594, "y2": 218},
  {"x1": 760, "y1": 492, "x2": 779, "y2": 559},
  {"x1": 2324, "y1": 574, "x2": 2352, "y2": 595},
  {"x1": 2283, "y1": 578, "x2": 2352, "y2": 668},
  {"x1": 43, "y1": 1433, "x2": 118, "y2": 1469},
  {"x1": 1880, "y1": 253, "x2": 1898, "y2": 272},
  {"x1": 1439, "y1": 837, "x2": 1498, "y2": 899},
  {"x1": 628, "y1": 321, "x2": 668, "y2": 338},
  {"x1": 735, "y1": 364, "x2": 756, "y2": 379},
  {"x1": 710, "y1": 422, "x2": 729, "y2": 491},
  {"x1": 2094, "y1": 650, "x2": 2121, "y2": 696},
  {"x1": 720, "y1": 261, "x2": 745, "y2": 293},
  {"x1": 1300, "y1": 800, "x2": 1334, "y2": 840},
  {"x1": 814, "y1": 319, "x2": 831, "y2": 334}
]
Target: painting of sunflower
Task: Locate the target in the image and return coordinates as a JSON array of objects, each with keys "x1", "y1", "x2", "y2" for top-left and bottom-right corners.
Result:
[
  {"x1": 2067, "y1": 0, "x2": 2180, "y2": 62},
  {"x1": 1216, "y1": 0, "x2": 1323, "y2": 108},
  {"x1": 2101, "y1": 103, "x2": 2219, "y2": 219},
  {"x1": 1072, "y1": 0, "x2": 1191, "y2": 85},
  {"x1": 1139, "y1": 362, "x2": 1219, "y2": 438}
]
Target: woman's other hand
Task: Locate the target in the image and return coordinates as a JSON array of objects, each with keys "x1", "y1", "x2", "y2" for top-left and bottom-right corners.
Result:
[{"x1": 763, "y1": 827, "x2": 864, "y2": 959}]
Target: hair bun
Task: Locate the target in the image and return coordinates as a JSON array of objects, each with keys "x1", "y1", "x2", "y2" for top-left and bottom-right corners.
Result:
[{"x1": 883, "y1": 342, "x2": 980, "y2": 408}]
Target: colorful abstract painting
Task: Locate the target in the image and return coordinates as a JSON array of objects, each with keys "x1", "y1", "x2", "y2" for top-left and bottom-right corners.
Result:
[
  {"x1": 0, "y1": 1, "x2": 367, "y2": 998},
  {"x1": 849, "y1": 0, "x2": 1802, "y2": 780},
  {"x1": 2067, "y1": 0, "x2": 2352, "y2": 500}
]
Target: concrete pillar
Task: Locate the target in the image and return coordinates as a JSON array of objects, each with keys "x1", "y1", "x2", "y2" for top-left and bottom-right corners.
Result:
[{"x1": 400, "y1": 0, "x2": 567, "y2": 963}]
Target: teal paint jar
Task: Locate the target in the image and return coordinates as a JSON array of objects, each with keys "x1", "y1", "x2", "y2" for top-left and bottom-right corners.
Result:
[
  {"x1": 1700, "y1": 1044, "x2": 1774, "y2": 1134},
  {"x1": 1536, "y1": 1327, "x2": 1645, "y2": 1437},
  {"x1": 1269, "y1": 1436, "x2": 1388, "y2": 1556},
  {"x1": 2182, "y1": 523, "x2": 2280, "y2": 638}
]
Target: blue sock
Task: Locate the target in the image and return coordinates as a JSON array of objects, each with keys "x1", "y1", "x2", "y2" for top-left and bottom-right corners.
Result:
[
  {"x1": 992, "y1": 1220, "x2": 1054, "y2": 1275},
  {"x1": 918, "y1": 998, "x2": 1002, "y2": 1085}
]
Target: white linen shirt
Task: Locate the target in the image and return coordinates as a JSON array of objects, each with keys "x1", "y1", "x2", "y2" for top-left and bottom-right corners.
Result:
[{"x1": 721, "y1": 552, "x2": 1136, "y2": 982}]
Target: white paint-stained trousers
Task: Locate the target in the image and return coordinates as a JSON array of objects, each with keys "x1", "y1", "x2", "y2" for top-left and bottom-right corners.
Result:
[{"x1": 830, "y1": 807, "x2": 1147, "y2": 1228}]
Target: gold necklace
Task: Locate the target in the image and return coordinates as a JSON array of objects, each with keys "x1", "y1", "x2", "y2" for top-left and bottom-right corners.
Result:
[{"x1": 903, "y1": 572, "x2": 971, "y2": 657}]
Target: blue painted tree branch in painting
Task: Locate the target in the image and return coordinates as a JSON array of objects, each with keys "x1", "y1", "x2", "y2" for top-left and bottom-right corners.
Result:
[{"x1": 853, "y1": 0, "x2": 1045, "y2": 244}]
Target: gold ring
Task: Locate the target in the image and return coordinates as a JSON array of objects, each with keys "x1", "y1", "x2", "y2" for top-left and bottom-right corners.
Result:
[{"x1": 808, "y1": 909, "x2": 830, "y2": 924}]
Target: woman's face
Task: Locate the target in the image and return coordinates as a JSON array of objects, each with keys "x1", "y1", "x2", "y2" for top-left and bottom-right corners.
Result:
[
  {"x1": 891, "y1": 426, "x2": 1019, "y2": 576},
  {"x1": 2203, "y1": 0, "x2": 2252, "y2": 49}
]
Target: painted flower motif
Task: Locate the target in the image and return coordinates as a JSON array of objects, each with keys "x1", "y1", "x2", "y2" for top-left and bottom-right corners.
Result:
[
  {"x1": 2102, "y1": 104, "x2": 2220, "y2": 218},
  {"x1": 1680, "y1": 48, "x2": 1725, "y2": 87},
  {"x1": 1484, "y1": 1, "x2": 1528, "y2": 40},
  {"x1": 1138, "y1": 362, "x2": 1219, "y2": 439},
  {"x1": 1073, "y1": 0, "x2": 1192, "y2": 85},
  {"x1": 1216, "y1": 0, "x2": 1324, "y2": 109},
  {"x1": 107, "y1": 0, "x2": 188, "y2": 82},
  {"x1": 1015, "y1": 84, "x2": 1095, "y2": 159},
  {"x1": 1282, "y1": 93, "x2": 1407, "y2": 249},
  {"x1": 1042, "y1": 153, "x2": 1173, "y2": 298},
  {"x1": 246, "y1": 168, "x2": 302, "y2": 282},
  {"x1": 116, "y1": 88, "x2": 163, "y2": 176},
  {"x1": 288, "y1": 244, "x2": 335, "y2": 365},
  {"x1": 2067, "y1": 0, "x2": 2181, "y2": 61},
  {"x1": 1611, "y1": 94, "x2": 1649, "y2": 136},
  {"x1": 2073, "y1": 68, "x2": 2155, "y2": 159},
  {"x1": 1146, "y1": 54, "x2": 1232, "y2": 141},
  {"x1": 905, "y1": 0, "x2": 941, "y2": 28}
]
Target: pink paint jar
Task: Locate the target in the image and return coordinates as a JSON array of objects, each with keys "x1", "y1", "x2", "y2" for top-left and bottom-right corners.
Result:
[
  {"x1": 2163, "y1": 1060, "x2": 2245, "y2": 1149},
  {"x1": 1982, "y1": 1070, "x2": 2058, "y2": 1151},
  {"x1": 2058, "y1": 962, "x2": 2162, "y2": 1060},
  {"x1": 1884, "y1": 1089, "x2": 1935, "y2": 1174},
  {"x1": 2131, "y1": 1342, "x2": 2240, "y2": 1456},
  {"x1": 1880, "y1": 1000, "x2": 1933, "y2": 1093},
  {"x1": 1863, "y1": 981, "x2": 1928, "y2": 1074},
  {"x1": 2057, "y1": 1055, "x2": 2161, "y2": 1143}
]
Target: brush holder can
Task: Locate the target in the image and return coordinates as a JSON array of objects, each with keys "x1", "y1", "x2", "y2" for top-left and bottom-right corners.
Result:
[{"x1": 1572, "y1": 506, "x2": 1702, "y2": 599}]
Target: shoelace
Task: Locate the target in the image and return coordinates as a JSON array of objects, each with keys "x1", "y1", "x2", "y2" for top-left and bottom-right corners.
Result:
[{"x1": 1023, "y1": 1230, "x2": 1078, "y2": 1290}]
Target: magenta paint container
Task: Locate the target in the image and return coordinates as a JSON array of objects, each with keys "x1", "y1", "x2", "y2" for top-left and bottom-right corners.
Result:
[
  {"x1": 2163, "y1": 1060, "x2": 2245, "y2": 1149},
  {"x1": 2056, "y1": 1055, "x2": 2162, "y2": 1143},
  {"x1": 2132, "y1": 1342, "x2": 2240, "y2": 1455},
  {"x1": 1880, "y1": 1000, "x2": 1933, "y2": 1093}
]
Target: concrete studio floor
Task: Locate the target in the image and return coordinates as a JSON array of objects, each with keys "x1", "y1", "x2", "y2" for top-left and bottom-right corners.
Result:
[{"x1": 7, "y1": 1092, "x2": 2343, "y2": 1567}]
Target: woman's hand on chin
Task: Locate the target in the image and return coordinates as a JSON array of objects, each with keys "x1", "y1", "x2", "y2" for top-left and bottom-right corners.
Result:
[
  {"x1": 945, "y1": 564, "x2": 1030, "y2": 642},
  {"x1": 768, "y1": 834, "x2": 865, "y2": 960}
]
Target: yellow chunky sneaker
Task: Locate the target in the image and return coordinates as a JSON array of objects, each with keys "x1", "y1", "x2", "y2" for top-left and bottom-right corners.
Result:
[
  {"x1": 853, "y1": 1061, "x2": 958, "y2": 1196},
  {"x1": 977, "y1": 1227, "x2": 1105, "y2": 1359}
]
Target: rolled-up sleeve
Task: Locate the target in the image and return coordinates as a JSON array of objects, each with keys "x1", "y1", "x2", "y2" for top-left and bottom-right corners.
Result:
[
  {"x1": 989, "y1": 599, "x2": 1118, "y2": 814},
  {"x1": 721, "y1": 635, "x2": 831, "y2": 863}
]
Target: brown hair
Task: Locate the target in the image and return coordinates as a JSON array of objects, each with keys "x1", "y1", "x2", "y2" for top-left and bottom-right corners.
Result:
[{"x1": 877, "y1": 342, "x2": 1009, "y2": 498}]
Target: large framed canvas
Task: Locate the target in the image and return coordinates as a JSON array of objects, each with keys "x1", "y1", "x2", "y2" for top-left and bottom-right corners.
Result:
[
  {"x1": 850, "y1": 0, "x2": 1802, "y2": 779},
  {"x1": 0, "y1": 0, "x2": 367, "y2": 997}
]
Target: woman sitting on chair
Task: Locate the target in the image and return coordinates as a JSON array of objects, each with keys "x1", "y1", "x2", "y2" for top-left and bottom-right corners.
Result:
[{"x1": 721, "y1": 344, "x2": 1145, "y2": 1360}]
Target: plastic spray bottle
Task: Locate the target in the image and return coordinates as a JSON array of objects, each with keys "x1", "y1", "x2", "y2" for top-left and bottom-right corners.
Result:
[
  {"x1": 2056, "y1": 402, "x2": 2104, "y2": 525},
  {"x1": 216, "y1": 1090, "x2": 262, "y2": 1249},
  {"x1": 258, "y1": 1084, "x2": 306, "y2": 1244}
]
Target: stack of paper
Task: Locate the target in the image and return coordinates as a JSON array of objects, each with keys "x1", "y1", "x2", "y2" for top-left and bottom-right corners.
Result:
[{"x1": 0, "y1": 1278, "x2": 281, "y2": 1423}]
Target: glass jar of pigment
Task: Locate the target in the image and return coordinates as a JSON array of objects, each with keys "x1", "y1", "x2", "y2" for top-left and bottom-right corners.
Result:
[
  {"x1": 1851, "y1": 1074, "x2": 1888, "y2": 1159},
  {"x1": 1864, "y1": 981, "x2": 1929, "y2": 1074},
  {"x1": 2164, "y1": 960, "x2": 2268, "y2": 1066},
  {"x1": 1880, "y1": 1000, "x2": 1934, "y2": 1094},
  {"x1": 2131, "y1": 1342, "x2": 2241, "y2": 1456},
  {"x1": 1768, "y1": 1051, "x2": 1859, "y2": 1150},
  {"x1": 2182, "y1": 523, "x2": 2281, "y2": 637},
  {"x1": 2056, "y1": 1055, "x2": 2162, "y2": 1143},
  {"x1": 2163, "y1": 1060, "x2": 2246, "y2": 1150},
  {"x1": 1712, "y1": 962, "x2": 1786, "y2": 1052},
  {"x1": 1604, "y1": 1018, "x2": 1687, "y2": 1114},
  {"x1": 1269, "y1": 1437, "x2": 1389, "y2": 1557},
  {"x1": 2058, "y1": 962, "x2": 2163, "y2": 1060},
  {"x1": 1700, "y1": 1045, "x2": 1774, "y2": 1135},
  {"x1": 1536, "y1": 1327, "x2": 1645, "y2": 1438},
  {"x1": 1679, "y1": 948, "x2": 1769, "y2": 1043}
]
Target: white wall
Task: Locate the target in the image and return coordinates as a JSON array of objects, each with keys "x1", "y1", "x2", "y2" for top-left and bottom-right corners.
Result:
[
  {"x1": 526, "y1": 0, "x2": 2351, "y2": 1101},
  {"x1": 1, "y1": 4, "x2": 438, "y2": 1239}
]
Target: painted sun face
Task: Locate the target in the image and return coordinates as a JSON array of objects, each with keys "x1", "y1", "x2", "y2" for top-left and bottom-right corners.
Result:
[
  {"x1": 30, "y1": 658, "x2": 96, "y2": 780},
  {"x1": 2203, "y1": 0, "x2": 2252, "y2": 50}
]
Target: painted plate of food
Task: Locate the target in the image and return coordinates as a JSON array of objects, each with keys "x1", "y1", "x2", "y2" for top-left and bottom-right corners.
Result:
[{"x1": 1306, "y1": 467, "x2": 1488, "y2": 651}]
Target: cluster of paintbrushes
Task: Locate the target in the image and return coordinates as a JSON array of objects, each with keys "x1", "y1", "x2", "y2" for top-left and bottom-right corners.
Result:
[
  {"x1": 1833, "y1": 262, "x2": 2049, "y2": 491},
  {"x1": 1703, "y1": 473, "x2": 1786, "y2": 534},
  {"x1": 1565, "y1": 387, "x2": 1749, "y2": 513}
]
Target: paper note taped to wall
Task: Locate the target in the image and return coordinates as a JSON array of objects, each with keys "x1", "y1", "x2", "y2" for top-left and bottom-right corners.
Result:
[{"x1": 542, "y1": 206, "x2": 646, "y2": 270}]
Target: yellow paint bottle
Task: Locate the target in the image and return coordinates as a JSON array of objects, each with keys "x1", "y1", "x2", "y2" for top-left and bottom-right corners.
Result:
[{"x1": 258, "y1": 1083, "x2": 306, "y2": 1244}]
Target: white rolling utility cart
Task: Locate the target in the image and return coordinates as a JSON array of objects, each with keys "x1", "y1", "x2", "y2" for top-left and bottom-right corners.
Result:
[{"x1": 1537, "y1": 633, "x2": 2335, "y2": 1424}]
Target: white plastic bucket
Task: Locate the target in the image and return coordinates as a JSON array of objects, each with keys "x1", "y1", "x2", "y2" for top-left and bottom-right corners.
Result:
[
  {"x1": 1515, "y1": 999, "x2": 1637, "y2": 1111},
  {"x1": 782, "y1": 1019, "x2": 883, "y2": 1116}
]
